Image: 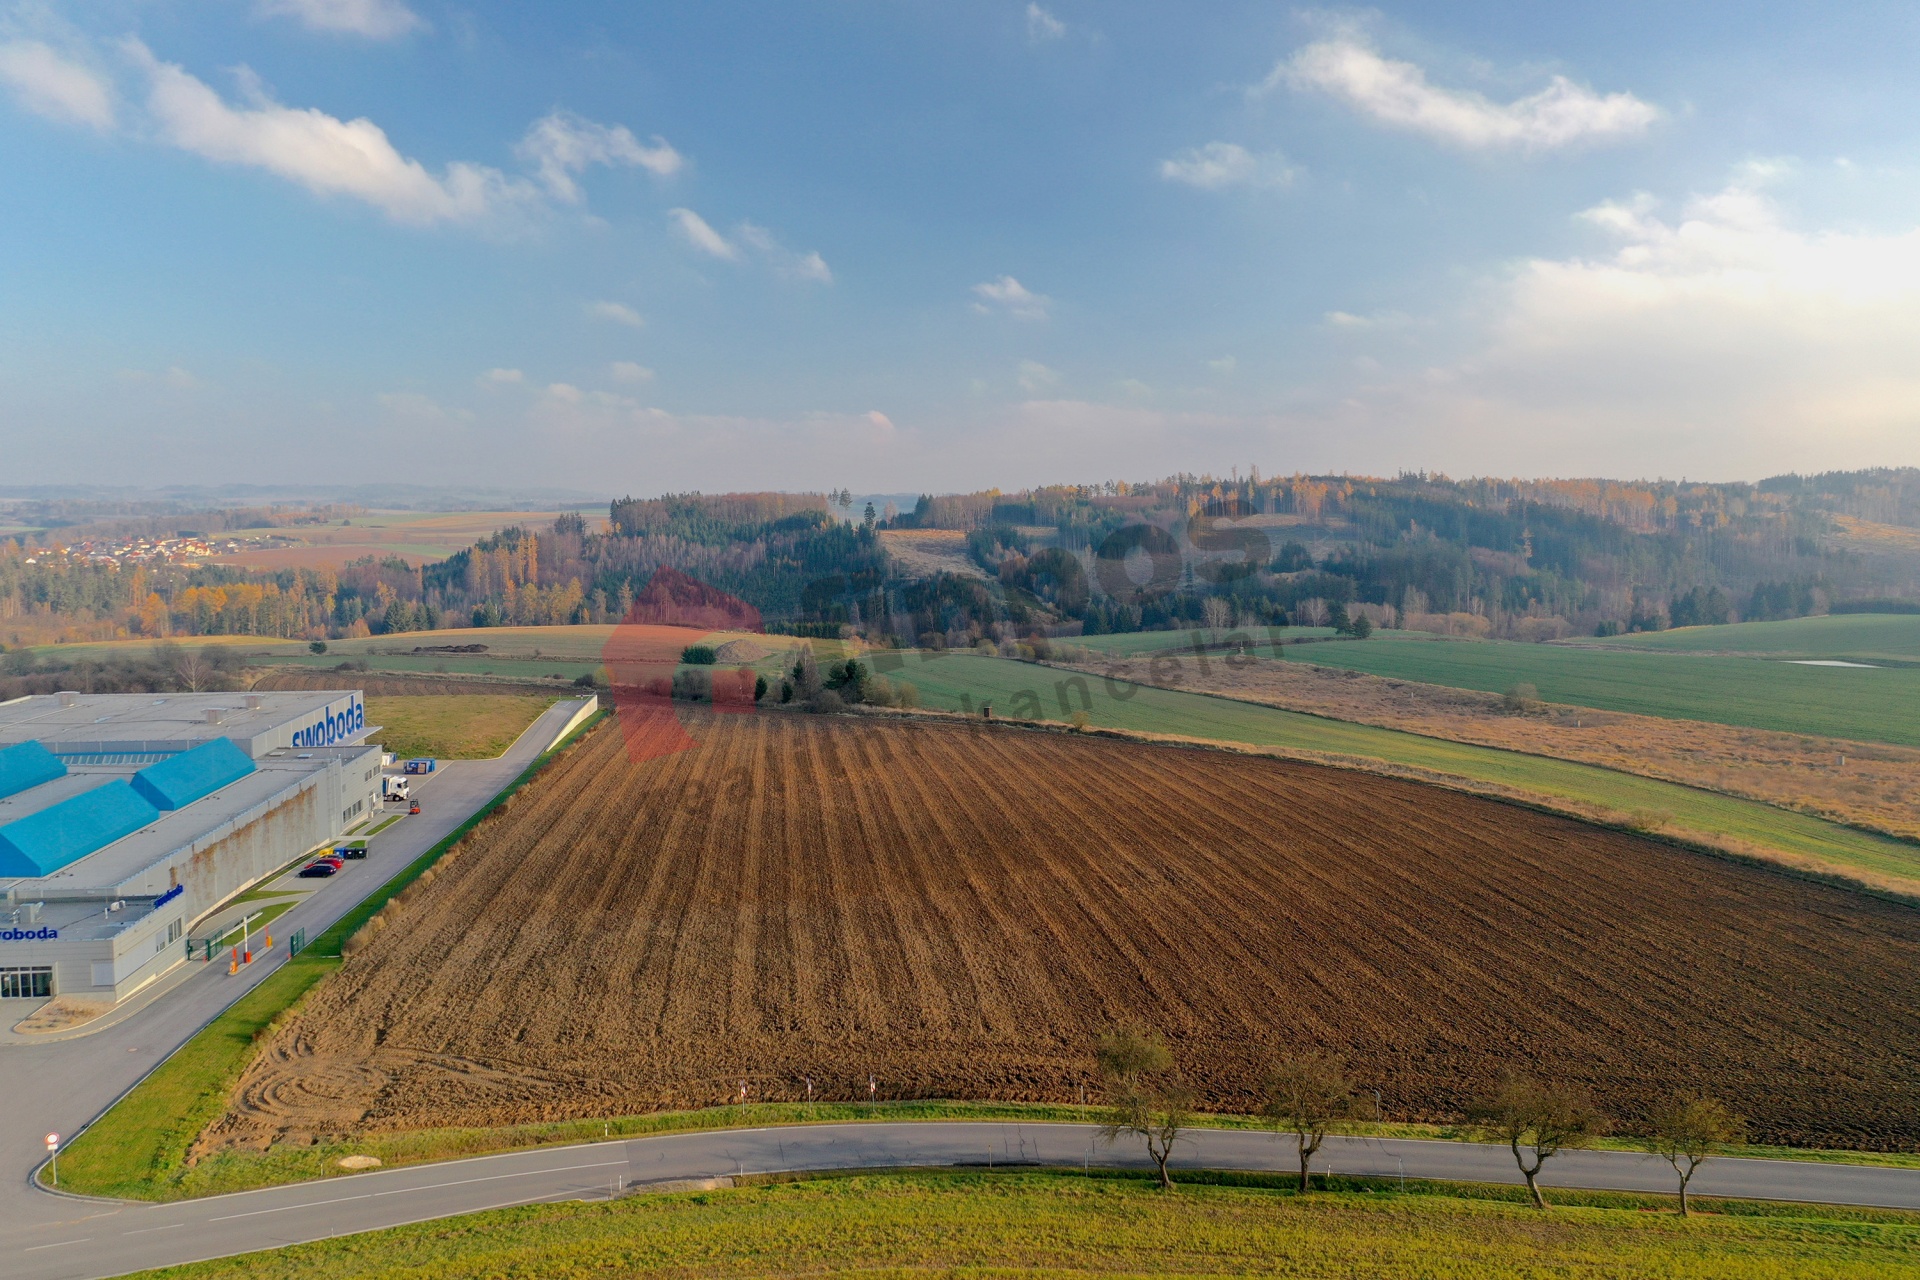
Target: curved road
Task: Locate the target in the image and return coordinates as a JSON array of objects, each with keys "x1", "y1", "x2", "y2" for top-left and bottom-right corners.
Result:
[
  {"x1": 0, "y1": 701, "x2": 594, "y2": 1233},
  {"x1": 6, "y1": 1119, "x2": 1920, "y2": 1279}
]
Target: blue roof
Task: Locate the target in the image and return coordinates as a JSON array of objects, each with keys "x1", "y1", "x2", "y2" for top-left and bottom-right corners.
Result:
[
  {"x1": 0, "y1": 781, "x2": 160, "y2": 878},
  {"x1": 131, "y1": 738, "x2": 256, "y2": 811},
  {"x1": 0, "y1": 740, "x2": 66, "y2": 801}
]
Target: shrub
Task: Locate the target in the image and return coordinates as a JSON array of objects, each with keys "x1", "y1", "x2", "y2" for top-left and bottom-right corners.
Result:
[{"x1": 681, "y1": 645, "x2": 718, "y2": 665}]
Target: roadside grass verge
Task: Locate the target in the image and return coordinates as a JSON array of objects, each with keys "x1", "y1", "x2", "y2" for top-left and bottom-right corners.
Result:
[
  {"x1": 119, "y1": 1169, "x2": 1920, "y2": 1280},
  {"x1": 151, "y1": 1098, "x2": 1920, "y2": 1201},
  {"x1": 888, "y1": 653, "x2": 1920, "y2": 893},
  {"x1": 46, "y1": 709, "x2": 608, "y2": 1202}
]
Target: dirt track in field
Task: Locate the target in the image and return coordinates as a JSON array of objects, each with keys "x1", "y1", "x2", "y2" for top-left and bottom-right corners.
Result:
[{"x1": 203, "y1": 712, "x2": 1920, "y2": 1153}]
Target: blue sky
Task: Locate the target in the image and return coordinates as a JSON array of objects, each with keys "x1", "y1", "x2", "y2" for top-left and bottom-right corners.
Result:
[{"x1": 2, "y1": 1, "x2": 1918, "y2": 494}]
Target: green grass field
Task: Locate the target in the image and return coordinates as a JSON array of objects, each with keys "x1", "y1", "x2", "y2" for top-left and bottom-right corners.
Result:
[
  {"x1": 1215, "y1": 629, "x2": 1920, "y2": 747},
  {"x1": 1573, "y1": 613, "x2": 1920, "y2": 662},
  {"x1": 363, "y1": 693, "x2": 558, "y2": 758},
  {"x1": 883, "y1": 652, "x2": 1920, "y2": 885},
  {"x1": 121, "y1": 1170, "x2": 1920, "y2": 1280},
  {"x1": 1073, "y1": 626, "x2": 1340, "y2": 655}
]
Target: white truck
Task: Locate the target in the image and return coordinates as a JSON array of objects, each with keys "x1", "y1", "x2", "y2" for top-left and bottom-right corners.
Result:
[{"x1": 381, "y1": 775, "x2": 411, "y2": 801}]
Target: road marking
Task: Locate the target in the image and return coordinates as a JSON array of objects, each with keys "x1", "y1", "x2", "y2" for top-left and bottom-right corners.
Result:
[
  {"x1": 210, "y1": 1192, "x2": 374, "y2": 1222},
  {"x1": 25, "y1": 1238, "x2": 90, "y2": 1251},
  {"x1": 121, "y1": 1222, "x2": 186, "y2": 1235},
  {"x1": 369, "y1": 1158, "x2": 627, "y2": 1198},
  {"x1": 203, "y1": 1158, "x2": 626, "y2": 1221}
]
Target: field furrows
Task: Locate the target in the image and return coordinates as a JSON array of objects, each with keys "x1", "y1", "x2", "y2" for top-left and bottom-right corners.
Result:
[{"x1": 204, "y1": 713, "x2": 1920, "y2": 1154}]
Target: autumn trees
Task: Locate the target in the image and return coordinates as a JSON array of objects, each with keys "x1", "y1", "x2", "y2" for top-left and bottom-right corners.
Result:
[
  {"x1": 1095, "y1": 1026, "x2": 1192, "y2": 1190},
  {"x1": 1261, "y1": 1053, "x2": 1376, "y2": 1192}
]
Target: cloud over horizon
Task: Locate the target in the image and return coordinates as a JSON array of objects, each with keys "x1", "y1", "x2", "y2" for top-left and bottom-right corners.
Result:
[{"x1": 1275, "y1": 37, "x2": 1660, "y2": 152}]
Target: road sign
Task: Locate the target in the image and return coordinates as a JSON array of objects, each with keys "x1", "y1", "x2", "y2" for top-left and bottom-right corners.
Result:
[{"x1": 45, "y1": 1133, "x2": 57, "y2": 1150}]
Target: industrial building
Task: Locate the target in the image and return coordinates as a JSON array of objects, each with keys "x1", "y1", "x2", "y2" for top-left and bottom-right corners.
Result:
[{"x1": 0, "y1": 690, "x2": 380, "y2": 1003}]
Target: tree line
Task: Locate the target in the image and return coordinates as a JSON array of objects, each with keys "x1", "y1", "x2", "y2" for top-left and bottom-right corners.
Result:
[{"x1": 1094, "y1": 1025, "x2": 1744, "y2": 1215}]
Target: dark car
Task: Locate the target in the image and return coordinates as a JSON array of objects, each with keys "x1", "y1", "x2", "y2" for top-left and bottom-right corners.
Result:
[{"x1": 298, "y1": 862, "x2": 338, "y2": 878}]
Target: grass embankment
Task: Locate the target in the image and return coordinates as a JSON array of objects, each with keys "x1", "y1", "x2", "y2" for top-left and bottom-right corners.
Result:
[
  {"x1": 48, "y1": 711, "x2": 608, "y2": 1201},
  {"x1": 122, "y1": 1170, "x2": 1920, "y2": 1280},
  {"x1": 888, "y1": 652, "x2": 1920, "y2": 890},
  {"x1": 363, "y1": 693, "x2": 558, "y2": 758}
]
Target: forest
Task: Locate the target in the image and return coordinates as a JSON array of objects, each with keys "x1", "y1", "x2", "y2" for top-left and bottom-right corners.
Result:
[{"x1": 2, "y1": 468, "x2": 1917, "y2": 648}]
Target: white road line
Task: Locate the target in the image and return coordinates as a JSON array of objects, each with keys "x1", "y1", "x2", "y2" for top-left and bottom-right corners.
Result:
[
  {"x1": 204, "y1": 1157, "x2": 626, "y2": 1221},
  {"x1": 120, "y1": 1222, "x2": 186, "y2": 1235},
  {"x1": 210, "y1": 1193, "x2": 374, "y2": 1222},
  {"x1": 366, "y1": 1157, "x2": 626, "y2": 1198},
  {"x1": 24, "y1": 1237, "x2": 90, "y2": 1251}
]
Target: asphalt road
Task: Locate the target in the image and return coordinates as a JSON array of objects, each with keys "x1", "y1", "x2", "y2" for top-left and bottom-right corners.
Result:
[
  {"x1": 5, "y1": 1119, "x2": 1920, "y2": 1279},
  {"x1": 0, "y1": 699, "x2": 593, "y2": 1234}
]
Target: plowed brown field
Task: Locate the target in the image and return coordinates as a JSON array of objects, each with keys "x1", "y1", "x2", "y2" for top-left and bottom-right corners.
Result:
[{"x1": 204, "y1": 713, "x2": 1920, "y2": 1154}]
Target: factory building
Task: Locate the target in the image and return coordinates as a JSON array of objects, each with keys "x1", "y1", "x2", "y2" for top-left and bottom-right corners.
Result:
[{"x1": 0, "y1": 691, "x2": 380, "y2": 1003}]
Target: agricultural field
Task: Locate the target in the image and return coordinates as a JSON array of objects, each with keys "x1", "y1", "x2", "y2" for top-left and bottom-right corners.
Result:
[
  {"x1": 117, "y1": 1171, "x2": 1920, "y2": 1280},
  {"x1": 888, "y1": 652, "x2": 1920, "y2": 889},
  {"x1": 362, "y1": 695, "x2": 559, "y2": 759},
  {"x1": 199, "y1": 713, "x2": 1920, "y2": 1156},
  {"x1": 1574, "y1": 612, "x2": 1920, "y2": 662},
  {"x1": 1046, "y1": 647, "x2": 1920, "y2": 845},
  {"x1": 207, "y1": 510, "x2": 606, "y2": 571},
  {"x1": 1193, "y1": 628, "x2": 1920, "y2": 747}
]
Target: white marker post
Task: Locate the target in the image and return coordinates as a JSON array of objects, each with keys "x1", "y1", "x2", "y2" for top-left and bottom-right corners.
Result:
[{"x1": 45, "y1": 1133, "x2": 58, "y2": 1187}]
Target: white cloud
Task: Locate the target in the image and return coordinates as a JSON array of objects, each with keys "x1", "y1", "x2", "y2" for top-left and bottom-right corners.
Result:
[
  {"x1": 737, "y1": 222, "x2": 833, "y2": 283},
  {"x1": 973, "y1": 275, "x2": 1050, "y2": 320},
  {"x1": 1027, "y1": 4, "x2": 1066, "y2": 42},
  {"x1": 866, "y1": 410, "x2": 895, "y2": 431},
  {"x1": 1207, "y1": 356, "x2": 1237, "y2": 373},
  {"x1": 1274, "y1": 38, "x2": 1659, "y2": 152},
  {"x1": 0, "y1": 40, "x2": 115, "y2": 130},
  {"x1": 1324, "y1": 309, "x2": 1409, "y2": 329},
  {"x1": 257, "y1": 0, "x2": 425, "y2": 40},
  {"x1": 515, "y1": 110, "x2": 680, "y2": 203},
  {"x1": 789, "y1": 249, "x2": 833, "y2": 284},
  {"x1": 588, "y1": 300, "x2": 645, "y2": 327},
  {"x1": 127, "y1": 41, "x2": 531, "y2": 224},
  {"x1": 668, "y1": 206, "x2": 738, "y2": 259},
  {"x1": 479, "y1": 367, "x2": 525, "y2": 388},
  {"x1": 1119, "y1": 378, "x2": 1152, "y2": 397},
  {"x1": 544, "y1": 382, "x2": 583, "y2": 403},
  {"x1": 1354, "y1": 173, "x2": 1920, "y2": 473},
  {"x1": 1159, "y1": 142, "x2": 1295, "y2": 190},
  {"x1": 609, "y1": 361, "x2": 654, "y2": 383},
  {"x1": 1017, "y1": 359, "x2": 1057, "y2": 392}
]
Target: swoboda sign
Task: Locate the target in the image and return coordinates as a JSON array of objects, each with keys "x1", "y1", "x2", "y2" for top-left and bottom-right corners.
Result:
[
  {"x1": 291, "y1": 696, "x2": 365, "y2": 749},
  {"x1": 0, "y1": 927, "x2": 58, "y2": 941}
]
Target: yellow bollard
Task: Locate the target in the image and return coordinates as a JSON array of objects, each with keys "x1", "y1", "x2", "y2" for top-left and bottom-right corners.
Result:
[
  {"x1": 264, "y1": 933, "x2": 272, "y2": 950},
  {"x1": 228, "y1": 957, "x2": 238, "y2": 975}
]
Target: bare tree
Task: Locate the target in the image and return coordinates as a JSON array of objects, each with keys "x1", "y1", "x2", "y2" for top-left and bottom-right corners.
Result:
[
  {"x1": 1095, "y1": 1025, "x2": 1191, "y2": 1190},
  {"x1": 1468, "y1": 1074, "x2": 1608, "y2": 1209},
  {"x1": 1648, "y1": 1095, "x2": 1746, "y2": 1216},
  {"x1": 1262, "y1": 1053, "x2": 1376, "y2": 1192}
]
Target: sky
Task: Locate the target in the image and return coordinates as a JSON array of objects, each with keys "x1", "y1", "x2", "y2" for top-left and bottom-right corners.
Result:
[{"x1": 2, "y1": 1, "x2": 1919, "y2": 496}]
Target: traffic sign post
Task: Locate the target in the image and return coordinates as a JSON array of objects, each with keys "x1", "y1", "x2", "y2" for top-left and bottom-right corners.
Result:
[{"x1": 45, "y1": 1132, "x2": 58, "y2": 1187}]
